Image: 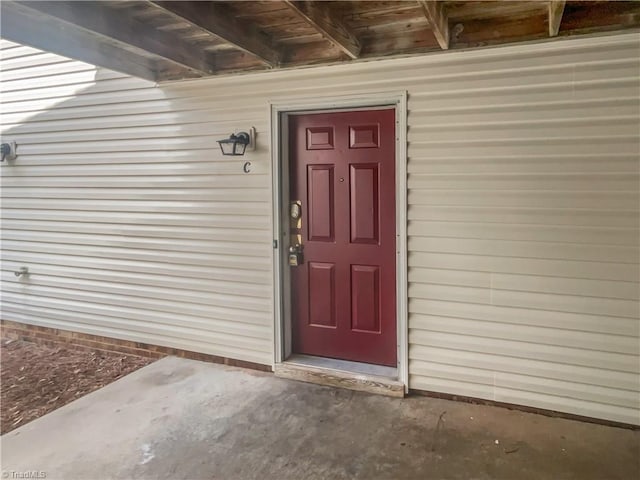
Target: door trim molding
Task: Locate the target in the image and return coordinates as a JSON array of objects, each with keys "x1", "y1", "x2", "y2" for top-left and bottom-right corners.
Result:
[{"x1": 269, "y1": 91, "x2": 409, "y2": 392}]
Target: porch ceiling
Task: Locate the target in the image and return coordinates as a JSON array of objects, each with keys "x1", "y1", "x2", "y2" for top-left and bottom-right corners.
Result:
[{"x1": 1, "y1": 1, "x2": 639, "y2": 82}]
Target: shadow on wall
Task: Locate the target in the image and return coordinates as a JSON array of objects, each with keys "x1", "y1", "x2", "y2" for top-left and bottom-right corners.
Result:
[
  {"x1": 1, "y1": 63, "x2": 267, "y2": 165},
  {"x1": 0, "y1": 48, "x2": 275, "y2": 359}
]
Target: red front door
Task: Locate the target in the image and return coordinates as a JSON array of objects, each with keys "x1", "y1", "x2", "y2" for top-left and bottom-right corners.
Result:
[{"x1": 289, "y1": 109, "x2": 397, "y2": 367}]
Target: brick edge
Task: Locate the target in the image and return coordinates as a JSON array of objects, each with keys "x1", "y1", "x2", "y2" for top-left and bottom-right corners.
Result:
[{"x1": 1, "y1": 320, "x2": 272, "y2": 373}]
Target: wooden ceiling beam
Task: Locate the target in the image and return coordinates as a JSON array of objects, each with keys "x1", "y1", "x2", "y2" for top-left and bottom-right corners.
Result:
[
  {"x1": 418, "y1": 1, "x2": 449, "y2": 50},
  {"x1": 284, "y1": 1, "x2": 361, "y2": 59},
  {"x1": 0, "y1": 1, "x2": 158, "y2": 81},
  {"x1": 549, "y1": 1, "x2": 566, "y2": 37},
  {"x1": 150, "y1": 1, "x2": 282, "y2": 68},
  {"x1": 12, "y1": 1, "x2": 216, "y2": 76}
]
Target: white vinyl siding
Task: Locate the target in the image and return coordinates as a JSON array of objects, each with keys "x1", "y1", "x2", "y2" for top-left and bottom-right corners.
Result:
[{"x1": 1, "y1": 33, "x2": 638, "y2": 425}]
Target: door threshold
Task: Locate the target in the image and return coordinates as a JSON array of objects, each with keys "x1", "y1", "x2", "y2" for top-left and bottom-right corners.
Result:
[
  {"x1": 287, "y1": 354, "x2": 398, "y2": 378},
  {"x1": 274, "y1": 354, "x2": 405, "y2": 398}
]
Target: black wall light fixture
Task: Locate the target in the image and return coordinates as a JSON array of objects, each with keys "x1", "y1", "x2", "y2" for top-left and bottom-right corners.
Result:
[
  {"x1": 217, "y1": 127, "x2": 256, "y2": 156},
  {"x1": 1, "y1": 141, "x2": 17, "y2": 162}
]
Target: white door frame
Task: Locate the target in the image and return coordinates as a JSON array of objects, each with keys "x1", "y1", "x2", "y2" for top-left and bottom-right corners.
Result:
[{"x1": 269, "y1": 91, "x2": 408, "y2": 391}]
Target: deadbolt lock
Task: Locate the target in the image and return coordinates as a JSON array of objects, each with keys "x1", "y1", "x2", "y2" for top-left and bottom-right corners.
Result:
[
  {"x1": 288, "y1": 244, "x2": 303, "y2": 266},
  {"x1": 290, "y1": 200, "x2": 302, "y2": 230}
]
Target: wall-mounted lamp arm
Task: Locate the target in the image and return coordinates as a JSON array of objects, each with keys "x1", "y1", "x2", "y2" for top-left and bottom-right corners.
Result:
[{"x1": 1, "y1": 142, "x2": 17, "y2": 162}]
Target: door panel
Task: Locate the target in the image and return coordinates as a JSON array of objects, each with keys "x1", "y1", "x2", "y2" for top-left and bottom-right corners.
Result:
[
  {"x1": 349, "y1": 163, "x2": 379, "y2": 244},
  {"x1": 289, "y1": 109, "x2": 396, "y2": 367},
  {"x1": 307, "y1": 165, "x2": 334, "y2": 242},
  {"x1": 308, "y1": 262, "x2": 336, "y2": 328},
  {"x1": 306, "y1": 126, "x2": 335, "y2": 150},
  {"x1": 349, "y1": 124, "x2": 380, "y2": 148},
  {"x1": 351, "y1": 265, "x2": 381, "y2": 333}
]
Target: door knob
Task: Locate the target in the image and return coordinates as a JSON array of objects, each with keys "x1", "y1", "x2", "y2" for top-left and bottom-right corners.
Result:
[{"x1": 288, "y1": 244, "x2": 303, "y2": 266}]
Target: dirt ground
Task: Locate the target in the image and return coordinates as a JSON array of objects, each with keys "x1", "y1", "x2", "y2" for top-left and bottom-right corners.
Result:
[{"x1": 1, "y1": 338, "x2": 153, "y2": 434}]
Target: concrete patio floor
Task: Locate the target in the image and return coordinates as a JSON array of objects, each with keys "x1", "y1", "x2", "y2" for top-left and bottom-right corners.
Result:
[{"x1": 1, "y1": 356, "x2": 638, "y2": 480}]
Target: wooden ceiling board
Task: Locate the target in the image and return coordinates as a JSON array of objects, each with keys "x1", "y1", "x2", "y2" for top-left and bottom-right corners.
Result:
[
  {"x1": 346, "y1": 7, "x2": 427, "y2": 30},
  {"x1": 284, "y1": 39, "x2": 346, "y2": 65},
  {"x1": 106, "y1": 1, "x2": 151, "y2": 12},
  {"x1": 351, "y1": 16, "x2": 431, "y2": 37},
  {"x1": 452, "y1": 12, "x2": 549, "y2": 48},
  {"x1": 447, "y1": 1, "x2": 548, "y2": 22},
  {"x1": 230, "y1": 1, "x2": 294, "y2": 17},
  {"x1": 2, "y1": 0, "x2": 639, "y2": 81},
  {"x1": 233, "y1": 8, "x2": 306, "y2": 28},
  {"x1": 212, "y1": 50, "x2": 268, "y2": 72},
  {"x1": 262, "y1": 21, "x2": 323, "y2": 41},
  {"x1": 277, "y1": 32, "x2": 326, "y2": 46},
  {"x1": 560, "y1": 1, "x2": 640, "y2": 35},
  {"x1": 338, "y1": 1, "x2": 420, "y2": 18},
  {"x1": 203, "y1": 44, "x2": 252, "y2": 53},
  {"x1": 360, "y1": 27, "x2": 441, "y2": 57}
]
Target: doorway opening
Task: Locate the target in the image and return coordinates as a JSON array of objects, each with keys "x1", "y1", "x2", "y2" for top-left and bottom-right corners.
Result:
[{"x1": 271, "y1": 93, "x2": 408, "y2": 393}]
